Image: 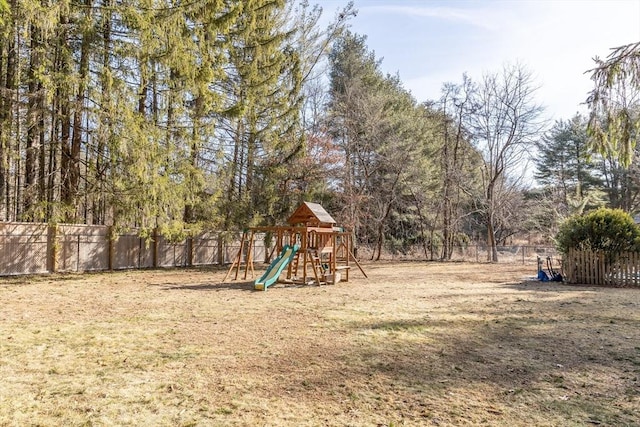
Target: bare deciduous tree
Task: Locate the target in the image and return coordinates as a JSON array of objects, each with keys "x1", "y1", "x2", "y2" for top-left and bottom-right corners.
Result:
[
  {"x1": 436, "y1": 76, "x2": 483, "y2": 260},
  {"x1": 466, "y1": 63, "x2": 546, "y2": 261}
]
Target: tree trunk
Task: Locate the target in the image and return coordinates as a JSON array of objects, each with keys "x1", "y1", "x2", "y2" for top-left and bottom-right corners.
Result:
[
  {"x1": 486, "y1": 211, "x2": 498, "y2": 262},
  {"x1": 59, "y1": 11, "x2": 76, "y2": 221},
  {"x1": 184, "y1": 100, "x2": 201, "y2": 223},
  {"x1": 0, "y1": 0, "x2": 17, "y2": 220},
  {"x1": 70, "y1": 0, "x2": 92, "y2": 222},
  {"x1": 93, "y1": 0, "x2": 112, "y2": 225},
  {"x1": 24, "y1": 23, "x2": 42, "y2": 218},
  {"x1": 486, "y1": 180, "x2": 498, "y2": 262},
  {"x1": 410, "y1": 189, "x2": 430, "y2": 260}
]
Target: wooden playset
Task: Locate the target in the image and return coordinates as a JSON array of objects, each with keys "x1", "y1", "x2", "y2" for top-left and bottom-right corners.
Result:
[{"x1": 223, "y1": 202, "x2": 367, "y2": 290}]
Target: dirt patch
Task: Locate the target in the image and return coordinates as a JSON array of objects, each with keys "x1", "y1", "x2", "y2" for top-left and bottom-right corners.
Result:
[{"x1": 1, "y1": 262, "x2": 639, "y2": 426}]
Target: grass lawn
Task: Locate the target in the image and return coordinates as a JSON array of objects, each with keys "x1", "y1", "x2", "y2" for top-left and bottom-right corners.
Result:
[{"x1": 1, "y1": 262, "x2": 639, "y2": 426}]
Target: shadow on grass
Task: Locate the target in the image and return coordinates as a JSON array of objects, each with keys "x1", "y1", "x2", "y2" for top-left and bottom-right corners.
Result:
[
  {"x1": 504, "y1": 280, "x2": 621, "y2": 293},
  {"x1": 158, "y1": 280, "x2": 257, "y2": 292},
  {"x1": 158, "y1": 279, "x2": 325, "y2": 293},
  {"x1": 336, "y1": 293, "x2": 639, "y2": 424},
  {"x1": 276, "y1": 281, "x2": 640, "y2": 425}
]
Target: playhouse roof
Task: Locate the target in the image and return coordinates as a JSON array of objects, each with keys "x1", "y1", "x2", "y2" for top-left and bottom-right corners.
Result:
[{"x1": 287, "y1": 202, "x2": 336, "y2": 227}]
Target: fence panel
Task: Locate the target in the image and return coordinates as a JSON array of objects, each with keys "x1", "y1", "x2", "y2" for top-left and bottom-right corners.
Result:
[
  {"x1": 192, "y1": 233, "x2": 220, "y2": 266},
  {"x1": 156, "y1": 236, "x2": 188, "y2": 267},
  {"x1": 58, "y1": 224, "x2": 110, "y2": 273},
  {"x1": 113, "y1": 232, "x2": 155, "y2": 269},
  {"x1": 0, "y1": 223, "x2": 49, "y2": 275},
  {"x1": 252, "y1": 233, "x2": 267, "y2": 264}
]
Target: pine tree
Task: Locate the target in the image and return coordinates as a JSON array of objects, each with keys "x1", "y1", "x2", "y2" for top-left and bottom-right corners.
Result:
[
  {"x1": 328, "y1": 31, "x2": 447, "y2": 259},
  {"x1": 534, "y1": 114, "x2": 602, "y2": 216},
  {"x1": 587, "y1": 41, "x2": 640, "y2": 167},
  {"x1": 219, "y1": 0, "x2": 306, "y2": 228}
]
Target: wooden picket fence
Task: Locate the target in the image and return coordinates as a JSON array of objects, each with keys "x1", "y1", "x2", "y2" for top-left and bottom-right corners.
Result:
[{"x1": 563, "y1": 248, "x2": 640, "y2": 286}]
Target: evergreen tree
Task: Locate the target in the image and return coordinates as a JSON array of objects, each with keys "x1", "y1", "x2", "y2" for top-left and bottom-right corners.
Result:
[
  {"x1": 587, "y1": 41, "x2": 640, "y2": 167},
  {"x1": 327, "y1": 32, "x2": 379, "y2": 239},
  {"x1": 328, "y1": 31, "x2": 444, "y2": 259},
  {"x1": 598, "y1": 147, "x2": 640, "y2": 212},
  {"x1": 219, "y1": 0, "x2": 306, "y2": 229},
  {"x1": 534, "y1": 114, "x2": 602, "y2": 217}
]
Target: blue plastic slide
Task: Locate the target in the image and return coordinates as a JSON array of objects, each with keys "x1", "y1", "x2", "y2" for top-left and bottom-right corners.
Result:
[{"x1": 254, "y1": 244, "x2": 300, "y2": 291}]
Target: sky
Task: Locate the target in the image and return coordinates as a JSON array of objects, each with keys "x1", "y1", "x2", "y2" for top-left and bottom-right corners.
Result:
[{"x1": 319, "y1": 0, "x2": 640, "y2": 122}]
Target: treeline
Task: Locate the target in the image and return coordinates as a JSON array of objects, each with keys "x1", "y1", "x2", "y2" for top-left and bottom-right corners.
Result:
[
  {"x1": 1, "y1": 0, "x2": 638, "y2": 260},
  {"x1": 0, "y1": 0, "x2": 352, "y2": 239}
]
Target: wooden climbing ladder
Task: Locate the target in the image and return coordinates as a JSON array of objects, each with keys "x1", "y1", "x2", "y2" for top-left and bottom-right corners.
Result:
[{"x1": 307, "y1": 249, "x2": 326, "y2": 285}]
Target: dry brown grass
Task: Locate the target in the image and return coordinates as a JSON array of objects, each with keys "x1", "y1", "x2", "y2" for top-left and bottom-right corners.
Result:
[{"x1": 1, "y1": 261, "x2": 639, "y2": 426}]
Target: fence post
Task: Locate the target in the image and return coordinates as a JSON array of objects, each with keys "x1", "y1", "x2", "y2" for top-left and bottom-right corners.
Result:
[
  {"x1": 153, "y1": 228, "x2": 159, "y2": 268},
  {"x1": 47, "y1": 224, "x2": 58, "y2": 273},
  {"x1": 187, "y1": 236, "x2": 194, "y2": 267},
  {"x1": 76, "y1": 235, "x2": 81, "y2": 272},
  {"x1": 108, "y1": 226, "x2": 114, "y2": 271},
  {"x1": 217, "y1": 233, "x2": 224, "y2": 265}
]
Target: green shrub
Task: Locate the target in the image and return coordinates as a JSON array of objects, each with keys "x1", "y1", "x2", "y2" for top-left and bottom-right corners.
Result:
[{"x1": 555, "y1": 208, "x2": 640, "y2": 254}]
